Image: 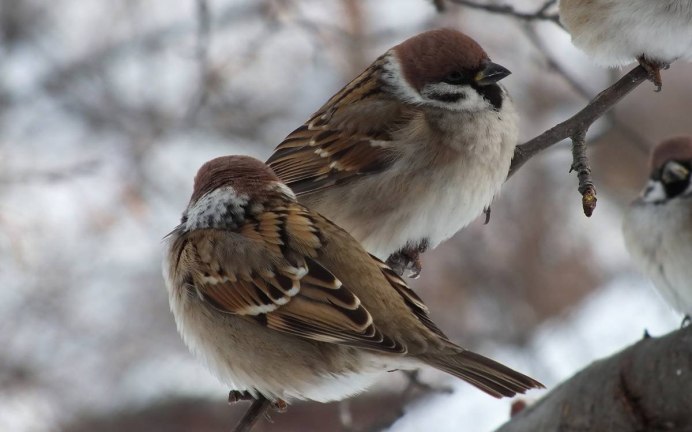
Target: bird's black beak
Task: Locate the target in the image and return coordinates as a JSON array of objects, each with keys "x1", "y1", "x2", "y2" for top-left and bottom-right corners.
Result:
[{"x1": 474, "y1": 62, "x2": 511, "y2": 86}]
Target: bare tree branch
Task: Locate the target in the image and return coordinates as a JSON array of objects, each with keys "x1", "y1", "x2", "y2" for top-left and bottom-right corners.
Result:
[
  {"x1": 231, "y1": 397, "x2": 271, "y2": 432},
  {"x1": 443, "y1": 0, "x2": 560, "y2": 25},
  {"x1": 431, "y1": 0, "x2": 447, "y2": 12},
  {"x1": 569, "y1": 130, "x2": 597, "y2": 216},
  {"x1": 518, "y1": 23, "x2": 652, "y2": 153},
  {"x1": 495, "y1": 325, "x2": 692, "y2": 431},
  {"x1": 186, "y1": 0, "x2": 212, "y2": 119},
  {"x1": 0, "y1": 159, "x2": 101, "y2": 184},
  {"x1": 508, "y1": 65, "x2": 650, "y2": 216},
  {"x1": 510, "y1": 65, "x2": 649, "y2": 174}
]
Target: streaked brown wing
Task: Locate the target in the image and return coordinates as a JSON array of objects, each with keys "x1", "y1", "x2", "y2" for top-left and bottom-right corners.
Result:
[
  {"x1": 370, "y1": 254, "x2": 450, "y2": 341},
  {"x1": 264, "y1": 258, "x2": 405, "y2": 353},
  {"x1": 174, "y1": 202, "x2": 406, "y2": 354},
  {"x1": 266, "y1": 60, "x2": 411, "y2": 195}
]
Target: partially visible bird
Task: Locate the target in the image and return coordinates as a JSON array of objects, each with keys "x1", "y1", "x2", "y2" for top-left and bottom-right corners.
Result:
[
  {"x1": 623, "y1": 136, "x2": 692, "y2": 318},
  {"x1": 559, "y1": 0, "x2": 692, "y2": 90},
  {"x1": 163, "y1": 155, "x2": 543, "y2": 405},
  {"x1": 266, "y1": 28, "x2": 518, "y2": 277}
]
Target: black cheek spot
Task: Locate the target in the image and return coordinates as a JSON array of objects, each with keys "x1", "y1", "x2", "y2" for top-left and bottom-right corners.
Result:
[
  {"x1": 664, "y1": 180, "x2": 688, "y2": 198},
  {"x1": 475, "y1": 83, "x2": 503, "y2": 111},
  {"x1": 429, "y1": 92, "x2": 464, "y2": 103}
]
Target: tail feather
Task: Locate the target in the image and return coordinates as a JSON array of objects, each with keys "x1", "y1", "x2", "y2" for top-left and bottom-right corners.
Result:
[{"x1": 422, "y1": 350, "x2": 544, "y2": 398}]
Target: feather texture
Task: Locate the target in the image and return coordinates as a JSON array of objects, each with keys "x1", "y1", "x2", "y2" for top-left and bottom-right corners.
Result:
[
  {"x1": 173, "y1": 200, "x2": 407, "y2": 354},
  {"x1": 267, "y1": 58, "x2": 408, "y2": 196}
]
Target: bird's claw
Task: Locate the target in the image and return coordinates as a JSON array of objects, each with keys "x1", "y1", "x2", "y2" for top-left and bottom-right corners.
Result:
[
  {"x1": 401, "y1": 370, "x2": 453, "y2": 398},
  {"x1": 637, "y1": 56, "x2": 668, "y2": 92},
  {"x1": 228, "y1": 390, "x2": 255, "y2": 404},
  {"x1": 272, "y1": 399, "x2": 288, "y2": 413},
  {"x1": 386, "y1": 244, "x2": 426, "y2": 279},
  {"x1": 228, "y1": 390, "x2": 287, "y2": 413},
  {"x1": 407, "y1": 255, "x2": 423, "y2": 279}
]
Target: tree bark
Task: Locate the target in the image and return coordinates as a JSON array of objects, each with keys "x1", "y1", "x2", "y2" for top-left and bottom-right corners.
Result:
[{"x1": 496, "y1": 325, "x2": 692, "y2": 432}]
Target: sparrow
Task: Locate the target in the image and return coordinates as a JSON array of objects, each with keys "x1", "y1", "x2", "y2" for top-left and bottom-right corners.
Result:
[
  {"x1": 559, "y1": 0, "x2": 692, "y2": 90},
  {"x1": 163, "y1": 155, "x2": 542, "y2": 405},
  {"x1": 266, "y1": 28, "x2": 518, "y2": 277},
  {"x1": 622, "y1": 136, "x2": 692, "y2": 317}
]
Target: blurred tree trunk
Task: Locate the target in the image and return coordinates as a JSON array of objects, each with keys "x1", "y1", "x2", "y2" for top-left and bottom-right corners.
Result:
[{"x1": 496, "y1": 325, "x2": 692, "y2": 432}]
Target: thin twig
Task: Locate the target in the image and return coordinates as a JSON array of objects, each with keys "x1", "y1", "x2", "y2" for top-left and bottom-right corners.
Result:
[
  {"x1": 509, "y1": 65, "x2": 650, "y2": 177},
  {"x1": 444, "y1": 0, "x2": 560, "y2": 25},
  {"x1": 0, "y1": 159, "x2": 101, "y2": 184},
  {"x1": 520, "y1": 23, "x2": 591, "y2": 100},
  {"x1": 569, "y1": 130, "x2": 597, "y2": 216},
  {"x1": 186, "y1": 0, "x2": 212, "y2": 120},
  {"x1": 431, "y1": 0, "x2": 446, "y2": 12},
  {"x1": 195, "y1": 0, "x2": 210, "y2": 73},
  {"x1": 231, "y1": 397, "x2": 271, "y2": 432},
  {"x1": 509, "y1": 65, "x2": 653, "y2": 216},
  {"x1": 519, "y1": 23, "x2": 651, "y2": 153}
]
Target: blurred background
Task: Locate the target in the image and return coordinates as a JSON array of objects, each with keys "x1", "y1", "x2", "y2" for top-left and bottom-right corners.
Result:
[{"x1": 1, "y1": 0, "x2": 690, "y2": 431}]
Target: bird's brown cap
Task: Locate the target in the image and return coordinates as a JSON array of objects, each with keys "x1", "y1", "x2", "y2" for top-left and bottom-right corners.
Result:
[
  {"x1": 191, "y1": 156, "x2": 280, "y2": 203},
  {"x1": 392, "y1": 28, "x2": 491, "y2": 90},
  {"x1": 650, "y1": 136, "x2": 692, "y2": 175}
]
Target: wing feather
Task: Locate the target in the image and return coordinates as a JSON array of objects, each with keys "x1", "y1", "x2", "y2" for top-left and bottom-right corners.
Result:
[
  {"x1": 266, "y1": 60, "x2": 412, "y2": 196},
  {"x1": 175, "y1": 202, "x2": 407, "y2": 354},
  {"x1": 370, "y1": 254, "x2": 450, "y2": 341}
]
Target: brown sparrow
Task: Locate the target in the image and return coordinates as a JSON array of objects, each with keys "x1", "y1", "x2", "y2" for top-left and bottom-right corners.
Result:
[
  {"x1": 623, "y1": 137, "x2": 692, "y2": 317},
  {"x1": 266, "y1": 28, "x2": 517, "y2": 277},
  {"x1": 163, "y1": 156, "x2": 542, "y2": 404},
  {"x1": 559, "y1": 0, "x2": 692, "y2": 89}
]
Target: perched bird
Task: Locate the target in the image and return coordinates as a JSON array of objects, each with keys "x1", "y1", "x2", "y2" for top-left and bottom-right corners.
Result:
[
  {"x1": 266, "y1": 28, "x2": 518, "y2": 277},
  {"x1": 559, "y1": 0, "x2": 692, "y2": 89},
  {"x1": 623, "y1": 136, "x2": 692, "y2": 317},
  {"x1": 163, "y1": 156, "x2": 542, "y2": 404}
]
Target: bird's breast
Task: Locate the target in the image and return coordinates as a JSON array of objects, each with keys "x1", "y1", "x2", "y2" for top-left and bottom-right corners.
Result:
[
  {"x1": 305, "y1": 107, "x2": 517, "y2": 259},
  {"x1": 623, "y1": 200, "x2": 692, "y2": 313}
]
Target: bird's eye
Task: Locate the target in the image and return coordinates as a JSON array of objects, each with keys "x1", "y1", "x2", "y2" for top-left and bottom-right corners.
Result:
[
  {"x1": 442, "y1": 71, "x2": 465, "y2": 85},
  {"x1": 661, "y1": 161, "x2": 690, "y2": 185},
  {"x1": 659, "y1": 161, "x2": 691, "y2": 198}
]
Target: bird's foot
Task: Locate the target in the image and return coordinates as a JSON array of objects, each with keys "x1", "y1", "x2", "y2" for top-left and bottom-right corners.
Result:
[
  {"x1": 272, "y1": 399, "x2": 288, "y2": 413},
  {"x1": 401, "y1": 370, "x2": 453, "y2": 398},
  {"x1": 386, "y1": 241, "x2": 429, "y2": 279},
  {"x1": 387, "y1": 251, "x2": 422, "y2": 279},
  {"x1": 228, "y1": 391, "x2": 287, "y2": 412},
  {"x1": 483, "y1": 206, "x2": 491, "y2": 224},
  {"x1": 637, "y1": 56, "x2": 669, "y2": 92},
  {"x1": 228, "y1": 390, "x2": 255, "y2": 404}
]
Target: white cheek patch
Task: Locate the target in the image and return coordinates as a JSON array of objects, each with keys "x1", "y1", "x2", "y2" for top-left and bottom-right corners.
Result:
[
  {"x1": 380, "y1": 52, "x2": 424, "y2": 105},
  {"x1": 641, "y1": 180, "x2": 667, "y2": 203},
  {"x1": 420, "y1": 82, "x2": 465, "y2": 102},
  {"x1": 420, "y1": 82, "x2": 490, "y2": 112},
  {"x1": 381, "y1": 52, "x2": 496, "y2": 112}
]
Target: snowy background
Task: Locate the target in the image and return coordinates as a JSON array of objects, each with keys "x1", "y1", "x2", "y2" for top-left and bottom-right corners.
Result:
[{"x1": 1, "y1": 0, "x2": 690, "y2": 431}]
